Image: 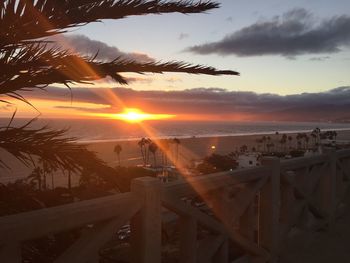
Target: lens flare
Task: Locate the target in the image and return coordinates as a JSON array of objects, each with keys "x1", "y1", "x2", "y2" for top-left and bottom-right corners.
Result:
[{"x1": 88, "y1": 108, "x2": 175, "y2": 123}]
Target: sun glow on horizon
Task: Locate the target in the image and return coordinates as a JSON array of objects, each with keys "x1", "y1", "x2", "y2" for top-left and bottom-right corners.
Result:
[{"x1": 88, "y1": 108, "x2": 175, "y2": 123}]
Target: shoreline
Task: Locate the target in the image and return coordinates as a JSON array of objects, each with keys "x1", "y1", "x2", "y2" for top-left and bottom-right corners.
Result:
[
  {"x1": 77, "y1": 127, "x2": 350, "y2": 144},
  {"x1": 1, "y1": 129, "x2": 350, "y2": 184}
]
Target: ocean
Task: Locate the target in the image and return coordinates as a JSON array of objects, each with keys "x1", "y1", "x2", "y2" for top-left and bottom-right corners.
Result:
[{"x1": 2, "y1": 118, "x2": 350, "y2": 142}]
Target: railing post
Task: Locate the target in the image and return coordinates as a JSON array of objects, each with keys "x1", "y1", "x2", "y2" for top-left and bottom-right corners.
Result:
[
  {"x1": 259, "y1": 157, "x2": 281, "y2": 262},
  {"x1": 130, "y1": 177, "x2": 162, "y2": 263},
  {"x1": 179, "y1": 216, "x2": 197, "y2": 263},
  {"x1": 321, "y1": 148, "x2": 337, "y2": 227}
]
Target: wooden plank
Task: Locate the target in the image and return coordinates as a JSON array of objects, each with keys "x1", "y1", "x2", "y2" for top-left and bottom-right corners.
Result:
[
  {"x1": 213, "y1": 238, "x2": 229, "y2": 263},
  {"x1": 280, "y1": 154, "x2": 327, "y2": 170},
  {"x1": 335, "y1": 149, "x2": 350, "y2": 159},
  {"x1": 179, "y1": 216, "x2": 197, "y2": 263},
  {"x1": 164, "y1": 167, "x2": 268, "y2": 198},
  {"x1": 280, "y1": 171, "x2": 296, "y2": 232},
  {"x1": 130, "y1": 177, "x2": 162, "y2": 263},
  {"x1": 0, "y1": 243, "x2": 21, "y2": 263},
  {"x1": 320, "y1": 149, "x2": 337, "y2": 227},
  {"x1": 0, "y1": 192, "x2": 138, "y2": 244},
  {"x1": 259, "y1": 157, "x2": 280, "y2": 262},
  {"x1": 162, "y1": 192, "x2": 268, "y2": 259},
  {"x1": 240, "y1": 202, "x2": 256, "y2": 243},
  {"x1": 232, "y1": 255, "x2": 251, "y2": 263},
  {"x1": 283, "y1": 171, "x2": 328, "y2": 220},
  {"x1": 197, "y1": 235, "x2": 225, "y2": 263},
  {"x1": 230, "y1": 177, "x2": 268, "y2": 226},
  {"x1": 54, "y1": 204, "x2": 139, "y2": 263}
]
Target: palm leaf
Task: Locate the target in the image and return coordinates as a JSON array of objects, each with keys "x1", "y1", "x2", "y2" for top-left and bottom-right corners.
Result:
[
  {"x1": 0, "y1": 0, "x2": 219, "y2": 48},
  {"x1": 0, "y1": 45, "x2": 239, "y2": 99},
  {"x1": 0, "y1": 123, "x2": 104, "y2": 172}
]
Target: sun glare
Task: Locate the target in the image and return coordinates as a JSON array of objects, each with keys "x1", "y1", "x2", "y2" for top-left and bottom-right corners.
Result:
[{"x1": 89, "y1": 108, "x2": 175, "y2": 123}]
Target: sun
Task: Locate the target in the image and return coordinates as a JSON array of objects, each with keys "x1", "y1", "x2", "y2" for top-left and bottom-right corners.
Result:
[{"x1": 88, "y1": 108, "x2": 175, "y2": 123}]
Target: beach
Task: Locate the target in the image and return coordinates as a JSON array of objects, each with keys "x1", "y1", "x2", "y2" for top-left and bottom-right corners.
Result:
[
  {"x1": 2, "y1": 129, "x2": 350, "y2": 185},
  {"x1": 87, "y1": 129, "x2": 350, "y2": 167}
]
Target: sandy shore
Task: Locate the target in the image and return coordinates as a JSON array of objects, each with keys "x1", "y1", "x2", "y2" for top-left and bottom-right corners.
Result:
[
  {"x1": 1, "y1": 129, "x2": 350, "y2": 184},
  {"x1": 87, "y1": 129, "x2": 350, "y2": 167}
]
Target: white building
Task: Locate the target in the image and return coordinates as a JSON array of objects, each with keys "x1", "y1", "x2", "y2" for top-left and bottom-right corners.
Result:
[{"x1": 237, "y1": 153, "x2": 261, "y2": 168}]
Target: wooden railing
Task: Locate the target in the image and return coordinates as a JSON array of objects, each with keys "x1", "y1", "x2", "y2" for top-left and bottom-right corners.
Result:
[{"x1": 0, "y1": 149, "x2": 349, "y2": 263}]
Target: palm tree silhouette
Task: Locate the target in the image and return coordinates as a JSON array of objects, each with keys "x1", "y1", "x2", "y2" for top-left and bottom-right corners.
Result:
[
  {"x1": 173, "y1": 138, "x2": 181, "y2": 165},
  {"x1": 114, "y1": 144, "x2": 122, "y2": 166},
  {"x1": 144, "y1": 138, "x2": 152, "y2": 165},
  {"x1": 288, "y1": 135, "x2": 293, "y2": 150},
  {"x1": 305, "y1": 135, "x2": 310, "y2": 149},
  {"x1": 138, "y1": 138, "x2": 147, "y2": 166},
  {"x1": 27, "y1": 166, "x2": 43, "y2": 191},
  {"x1": 149, "y1": 142, "x2": 158, "y2": 167},
  {"x1": 0, "y1": 0, "x2": 238, "y2": 172}
]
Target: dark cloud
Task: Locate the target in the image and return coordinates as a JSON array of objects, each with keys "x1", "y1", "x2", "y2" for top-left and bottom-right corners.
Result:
[
  {"x1": 187, "y1": 8, "x2": 350, "y2": 57},
  {"x1": 178, "y1": 33, "x2": 189, "y2": 40},
  {"x1": 54, "y1": 105, "x2": 112, "y2": 112},
  {"x1": 53, "y1": 34, "x2": 154, "y2": 62},
  {"x1": 24, "y1": 86, "x2": 350, "y2": 121}
]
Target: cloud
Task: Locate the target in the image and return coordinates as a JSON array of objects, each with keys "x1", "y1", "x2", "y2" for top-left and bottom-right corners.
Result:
[
  {"x1": 52, "y1": 34, "x2": 154, "y2": 62},
  {"x1": 225, "y1": 16, "x2": 233, "y2": 22},
  {"x1": 309, "y1": 56, "x2": 331, "y2": 61},
  {"x1": 165, "y1": 77, "x2": 182, "y2": 83},
  {"x1": 24, "y1": 86, "x2": 350, "y2": 121},
  {"x1": 187, "y1": 8, "x2": 350, "y2": 57},
  {"x1": 54, "y1": 105, "x2": 112, "y2": 112},
  {"x1": 178, "y1": 33, "x2": 189, "y2": 40},
  {"x1": 124, "y1": 77, "x2": 154, "y2": 84}
]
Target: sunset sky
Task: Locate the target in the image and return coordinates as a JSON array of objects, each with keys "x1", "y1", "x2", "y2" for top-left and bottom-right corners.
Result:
[{"x1": 1, "y1": 0, "x2": 350, "y2": 121}]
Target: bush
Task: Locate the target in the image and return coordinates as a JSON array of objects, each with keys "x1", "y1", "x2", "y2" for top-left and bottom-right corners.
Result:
[{"x1": 197, "y1": 154, "x2": 238, "y2": 174}]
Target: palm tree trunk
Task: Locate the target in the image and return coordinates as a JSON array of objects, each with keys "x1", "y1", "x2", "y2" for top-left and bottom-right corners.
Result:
[
  {"x1": 68, "y1": 170, "x2": 72, "y2": 191},
  {"x1": 43, "y1": 172, "x2": 46, "y2": 190},
  {"x1": 51, "y1": 173, "x2": 54, "y2": 189},
  {"x1": 153, "y1": 153, "x2": 157, "y2": 167},
  {"x1": 140, "y1": 147, "x2": 145, "y2": 166}
]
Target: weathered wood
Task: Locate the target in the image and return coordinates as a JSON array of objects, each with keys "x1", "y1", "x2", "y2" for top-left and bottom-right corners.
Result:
[
  {"x1": 165, "y1": 166, "x2": 268, "y2": 198},
  {"x1": 0, "y1": 243, "x2": 21, "y2": 263},
  {"x1": 336, "y1": 149, "x2": 350, "y2": 159},
  {"x1": 54, "y1": 202, "x2": 140, "y2": 263},
  {"x1": 280, "y1": 154, "x2": 327, "y2": 170},
  {"x1": 231, "y1": 177, "x2": 268, "y2": 226},
  {"x1": 0, "y1": 149, "x2": 349, "y2": 263},
  {"x1": 213, "y1": 238, "x2": 229, "y2": 263},
  {"x1": 336, "y1": 159, "x2": 350, "y2": 202},
  {"x1": 240, "y1": 202, "x2": 256, "y2": 242},
  {"x1": 130, "y1": 177, "x2": 162, "y2": 263},
  {"x1": 197, "y1": 235, "x2": 225, "y2": 263},
  {"x1": 320, "y1": 149, "x2": 337, "y2": 226},
  {"x1": 0, "y1": 192, "x2": 138, "y2": 244},
  {"x1": 232, "y1": 255, "x2": 252, "y2": 263},
  {"x1": 162, "y1": 191, "x2": 268, "y2": 259},
  {"x1": 280, "y1": 171, "x2": 296, "y2": 232},
  {"x1": 259, "y1": 157, "x2": 280, "y2": 262},
  {"x1": 179, "y1": 216, "x2": 197, "y2": 263}
]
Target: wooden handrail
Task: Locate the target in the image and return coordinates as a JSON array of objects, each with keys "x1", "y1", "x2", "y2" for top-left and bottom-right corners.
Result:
[
  {"x1": 0, "y1": 192, "x2": 139, "y2": 243},
  {"x1": 164, "y1": 166, "x2": 269, "y2": 197},
  {"x1": 0, "y1": 149, "x2": 350, "y2": 263}
]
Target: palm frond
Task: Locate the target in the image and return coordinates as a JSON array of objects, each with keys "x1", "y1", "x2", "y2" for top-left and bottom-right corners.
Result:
[
  {"x1": 0, "y1": 0, "x2": 219, "y2": 47},
  {"x1": 0, "y1": 45, "x2": 239, "y2": 99},
  {"x1": 0, "y1": 124, "x2": 105, "y2": 171}
]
